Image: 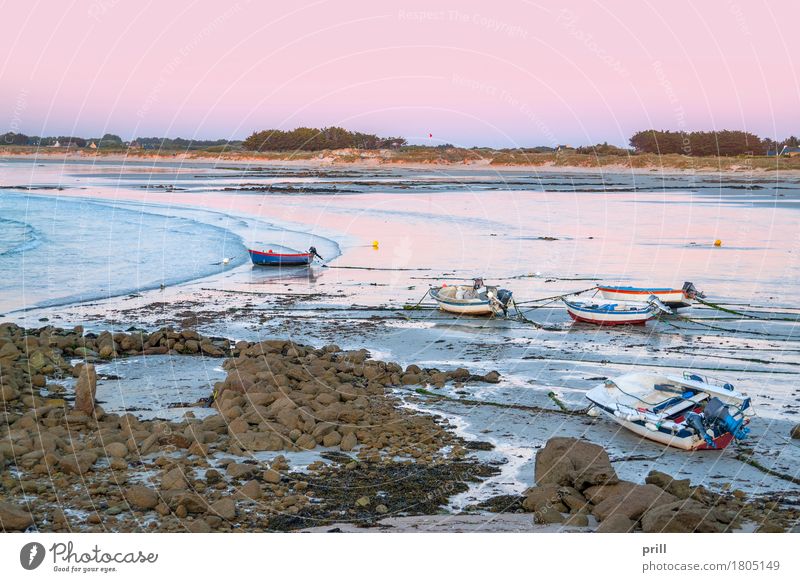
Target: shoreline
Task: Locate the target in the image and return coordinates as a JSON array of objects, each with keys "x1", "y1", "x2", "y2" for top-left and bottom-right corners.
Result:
[
  {"x1": 1, "y1": 322, "x2": 795, "y2": 533},
  {"x1": 3, "y1": 148, "x2": 800, "y2": 175}
]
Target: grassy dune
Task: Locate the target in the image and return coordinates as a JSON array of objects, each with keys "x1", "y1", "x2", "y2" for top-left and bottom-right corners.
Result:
[{"x1": 2, "y1": 145, "x2": 799, "y2": 172}]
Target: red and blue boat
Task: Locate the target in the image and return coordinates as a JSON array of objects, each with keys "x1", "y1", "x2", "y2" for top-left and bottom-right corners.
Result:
[
  {"x1": 597, "y1": 281, "x2": 703, "y2": 308},
  {"x1": 247, "y1": 246, "x2": 323, "y2": 267}
]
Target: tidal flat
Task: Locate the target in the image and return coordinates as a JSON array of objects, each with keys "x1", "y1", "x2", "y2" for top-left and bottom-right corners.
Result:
[{"x1": 1, "y1": 158, "x2": 799, "y2": 532}]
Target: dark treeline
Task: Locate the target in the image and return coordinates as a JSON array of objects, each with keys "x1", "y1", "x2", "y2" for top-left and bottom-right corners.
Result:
[
  {"x1": 0, "y1": 132, "x2": 240, "y2": 150},
  {"x1": 3, "y1": 127, "x2": 799, "y2": 155},
  {"x1": 242, "y1": 127, "x2": 406, "y2": 151},
  {"x1": 630, "y1": 130, "x2": 800, "y2": 156}
]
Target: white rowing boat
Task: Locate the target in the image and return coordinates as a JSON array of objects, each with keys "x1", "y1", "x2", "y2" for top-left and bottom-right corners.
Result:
[
  {"x1": 585, "y1": 371, "x2": 751, "y2": 450},
  {"x1": 430, "y1": 278, "x2": 513, "y2": 316}
]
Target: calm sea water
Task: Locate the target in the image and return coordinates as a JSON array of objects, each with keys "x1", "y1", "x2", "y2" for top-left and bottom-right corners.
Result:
[{"x1": 2, "y1": 158, "x2": 799, "y2": 314}]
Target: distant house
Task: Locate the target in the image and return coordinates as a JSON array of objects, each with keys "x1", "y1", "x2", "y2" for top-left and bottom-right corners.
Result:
[
  {"x1": 50, "y1": 140, "x2": 61, "y2": 148},
  {"x1": 88, "y1": 142, "x2": 97, "y2": 149},
  {"x1": 129, "y1": 141, "x2": 142, "y2": 149}
]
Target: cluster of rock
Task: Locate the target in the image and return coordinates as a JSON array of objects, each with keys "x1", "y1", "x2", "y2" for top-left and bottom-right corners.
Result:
[
  {"x1": 0, "y1": 323, "x2": 233, "y2": 406},
  {"x1": 212, "y1": 339, "x2": 498, "y2": 457},
  {"x1": 0, "y1": 323, "x2": 499, "y2": 532},
  {"x1": 521, "y1": 437, "x2": 790, "y2": 533}
]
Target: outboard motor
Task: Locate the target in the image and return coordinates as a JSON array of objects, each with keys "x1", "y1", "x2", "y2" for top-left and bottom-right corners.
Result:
[
  {"x1": 685, "y1": 412, "x2": 715, "y2": 448},
  {"x1": 705, "y1": 397, "x2": 751, "y2": 441},
  {"x1": 496, "y1": 289, "x2": 513, "y2": 315},
  {"x1": 647, "y1": 294, "x2": 673, "y2": 315},
  {"x1": 308, "y1": 246, "x2": 324, "y2": 261},
  {"x1": 682, "y1": 281, "x2": 705, "y2": 299}
]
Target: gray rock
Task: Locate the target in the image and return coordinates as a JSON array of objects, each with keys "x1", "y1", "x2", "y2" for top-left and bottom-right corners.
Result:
[
  {"x1": 73, "y1": 364, "x2": 97, "y2": 415},
  {"x1": 534, "y1": 437, "x2": 618, "y2": 491},
  {"x1": 0, "y1": 501, "x2": 33, "y2": 531}
]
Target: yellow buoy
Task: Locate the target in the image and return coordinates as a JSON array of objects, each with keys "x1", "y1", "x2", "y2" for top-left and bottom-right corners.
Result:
[
  {"x1": 372, "y1": 240, "x2": 379, "y2": 249},
  {"x1": 714, "y1": 239, "x2": 722, "y2": 247}
]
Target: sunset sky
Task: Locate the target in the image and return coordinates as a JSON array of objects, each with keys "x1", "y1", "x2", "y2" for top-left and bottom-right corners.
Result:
[{"x1": 1, "y1": 0, "x2": 797, "y2": 147}]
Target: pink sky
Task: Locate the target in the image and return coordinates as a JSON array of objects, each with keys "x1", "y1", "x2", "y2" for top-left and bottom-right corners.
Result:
[{"x1": 1, "y1": 0, "x2": 798, "y2": 147}]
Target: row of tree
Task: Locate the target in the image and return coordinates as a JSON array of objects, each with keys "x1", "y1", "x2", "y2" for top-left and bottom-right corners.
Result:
[
  {"x1": 4, "y1": 127, "x2": 798, "y2": 155},
  {"x1": 0, "y1": 132, "x2": 240, "y2": 150},
  {"x1": 629, "y1": 130, "x2": 799, "y2": 156},
  {"x1": 242, "y1": 127, "x2": 406, "y2": 151}
]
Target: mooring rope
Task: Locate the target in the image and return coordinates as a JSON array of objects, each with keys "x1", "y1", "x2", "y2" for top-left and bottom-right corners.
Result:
[
  {"x1": 403, "y1": 288, "x2": 431, "y2": 311},
  {"x1": 512, "y1": 285, "x2": 598, "y2": 306},
  {"x1": 695, "y1": 297, "x2": 760, "y2": 319},
  {"x1": 663, "y1": 315, "x2": 777, "y2": 337}
]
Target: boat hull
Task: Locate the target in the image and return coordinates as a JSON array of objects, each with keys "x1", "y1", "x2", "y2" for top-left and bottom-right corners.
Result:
[
  {"x1": 563, "y1": 300, "x2": 656, "y2": 325},
  {"x1": 248, "y1": 249, "x2": 312, "y2": 266},
  {"x1": 586, "y1": 372, "x2": 750, "y2": 451},
  {"x1": 592, "y1": 406, "x2": 733, "y2": 450},
  {"x1": 598, "y1": 285, "x2": 691, "y2": 308},
  {"x1": 430, "y1": 286, "x2": 505, "y2": 316}
]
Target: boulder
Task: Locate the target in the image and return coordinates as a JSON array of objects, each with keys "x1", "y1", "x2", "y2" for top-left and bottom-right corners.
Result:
[
  {"x1": 641, "y1": 500, "x2": 728, "y2": 533},
  {"x1": 60, "y1": 452, "x2": 97, "y2": 475},
  {"x1": 645, "y1": 470, "x2": 692, "y2": 499},
  {"x1": 583, "y1": 481, "x2": 637, "y2": 505},
  {"x1": 238, "y1": 479, "x2": 261, "y2": 500},
  {"x1": 0, "y1": 502, "x2": 33, "y2": 531},
  {"x1": 322, "y1": 431, "x2": 342, "y2": 447},
  {"x1": 483, "y1": 371, "x2": 501, "y2": 383},
  {"x1": 791, "y1": 424, "x2": 800, "y2": 440},
  {"x1": 295, "y1": 434, "x2": 317, "y2": 450},
  {"x1": 534, "y1": 437, "x2": 617, "y2": 491},
  {"x1": 564, "y1": 513, "x2": 590, "y2": 527},
  {"x1": 533, "y1": 506, "x2": 565, "y2": 524},
  {"x1": 104, "y1": 442, "x2": 128, "y2": 459},
  {"x1": 187, "y1": 518, "x2": 212, "y2": 533},
  {"x1": 125, "y1": 485, "x2": 159, "y2": 510},
  {"x1": 236, "y1": 432, "x2": 283, "y2": 452},
  {"x1": 0, "y1": 383, "x2": 20, "y2": 402},
  {"x1": 226, "y1": 463, "x2": 256, "y2": 479},
  {"x1": 263, "y1": 469, "x2": 281, "y2": 484},
  {"x1": 595, "y1": 513, "x2": 635, "y2": 533},
  {"x1": 340, "y1": 432, "x2": 358, "y2": 451},
  {"x1": 521, "y1": 484, "x2": 568, "y2": 513},
  {"x1": 73, "y1": 364, "x2": 97, "y2": 415},
  {"x1": 161, "y1": 467, "x2": 188, "y2": 491},
  {"x1": 209, "y1": 498, "x2": 237, "y2": 521},
  {"x1": 161, "y1": 491, "x2": 208, "y2": 514},
  {"x1": 593, "y1": 484, "x2": 677, "y2": 522}
]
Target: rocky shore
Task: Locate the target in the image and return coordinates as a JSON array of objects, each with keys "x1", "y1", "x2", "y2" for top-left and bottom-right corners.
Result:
[
  {"x1": 474, "y1": 437, "x2": 798, "y2": 533},
  {"x1": 2, "y1": 322, "x2": 798, "y2": 533},
  {"x1": 0, "y1": 323, "x2": 500, "y2": 532}
]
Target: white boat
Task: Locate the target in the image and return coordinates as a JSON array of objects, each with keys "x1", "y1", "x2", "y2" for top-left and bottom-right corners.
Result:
[
  {"x1": 597, "y1": 281, "x2": 703, "y2": 308},
  {"x1": 585, "y1": 371, "x2": 751, "y2": 451},
  {"x1": 430, "y1": 278, "x2": 513, "y2": 316},
  {"x1": 562, "y1": 297, "x2": 670, "y2": 326}
]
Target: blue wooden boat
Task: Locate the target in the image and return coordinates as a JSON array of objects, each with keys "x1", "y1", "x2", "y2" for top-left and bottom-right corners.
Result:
[{"x1": 248, "y1": 246, "x2": 322, "y2": 267}]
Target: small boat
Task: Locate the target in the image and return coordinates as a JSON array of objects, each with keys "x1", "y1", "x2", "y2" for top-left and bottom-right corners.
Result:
[
  {"x1": 597, "y1": 281, "x2": 703, "y2": 308},
  {"x1": 248, "y1": 246, "x2": 323, "y2": 267},
  {"x1": 430, "y1": 278, "x2": 513, "y2": 316},
  {"x1": 585, "y1": 371, "x2": 751, "y2": 450},
  {"x1": 562, "y1": 296, "x2": 670, "y2": 326}
]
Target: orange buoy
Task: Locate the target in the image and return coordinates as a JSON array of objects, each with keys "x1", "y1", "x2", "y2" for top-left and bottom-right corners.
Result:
[{"x1": 714, "y1": 240, "x2": 722, "y2": 247}]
